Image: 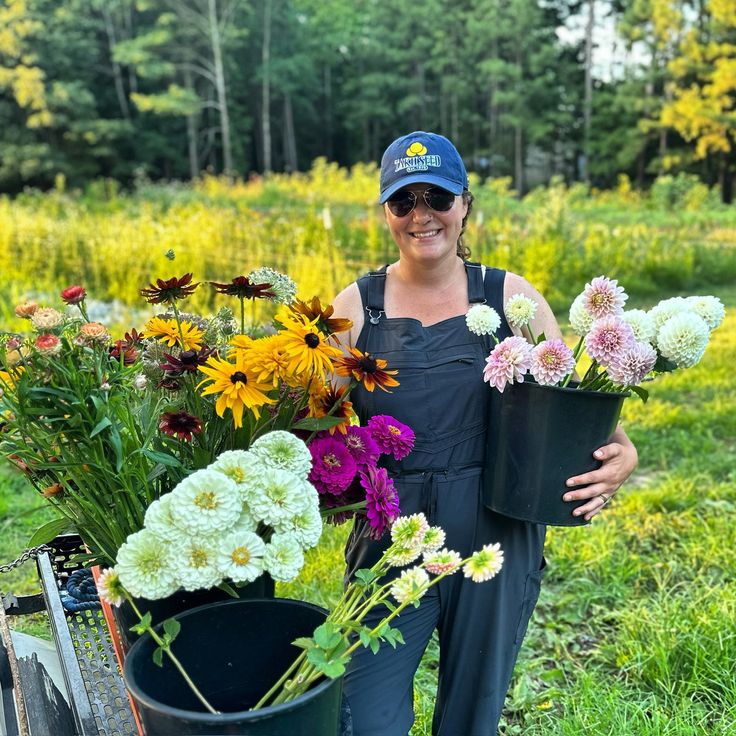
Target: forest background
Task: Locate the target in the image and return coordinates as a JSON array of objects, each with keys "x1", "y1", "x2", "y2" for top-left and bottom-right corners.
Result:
[{"x1": 1, "y1": 0, "x2": 736, "y2": 200}]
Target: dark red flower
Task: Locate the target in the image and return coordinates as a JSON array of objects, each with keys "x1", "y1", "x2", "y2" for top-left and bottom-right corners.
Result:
[
  {"x1": 60, "y1": 285, "x2": 86, "y2": 305},
  {"x1": 140, "y1": 274, "x2": 199, "y2": 304},
  {"x1": 109, "y1": 341, "x2": 138, "y2": 366},
  {"x1": 123, "y1": 329, "x2": 143, "y2": 347},
  {"x1": 156, "y1": 378, "x2": 181, "y2": 391},
  {"x1": 160, "y1": 347, "x2": 215, "y2": 375},
  {"x1": 158, "y1": 411, "x2": 203, "y2": 442},
  {"x1": 210, "y1": 276, "x2": 275, "y2": 300}
]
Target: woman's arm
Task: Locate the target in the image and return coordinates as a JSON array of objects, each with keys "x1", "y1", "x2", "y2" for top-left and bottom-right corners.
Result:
[{"x1": 504, "y1": 272, "x2": 639, "y2": 521}]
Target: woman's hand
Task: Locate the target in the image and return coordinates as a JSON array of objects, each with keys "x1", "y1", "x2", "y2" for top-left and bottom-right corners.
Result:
[{"x1": 563, "y1": 428, "x2": 638, "y2": 522}]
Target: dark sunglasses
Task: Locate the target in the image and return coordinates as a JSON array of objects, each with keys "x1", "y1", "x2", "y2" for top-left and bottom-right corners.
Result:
[{"x1": 385, "y1": 186, "x2": 456, "y2": 217}]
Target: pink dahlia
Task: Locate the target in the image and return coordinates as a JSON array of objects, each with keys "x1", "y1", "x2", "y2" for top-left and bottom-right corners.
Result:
[
  {"x1": 367, "y1": 415, "x2": 415, "y2": 461},
  {"x1": 529, "y1": 339, "x2": 575, "y2": 386},
  {"x1": 585, "y1": 316, "x2": 635, "y2": 365},
  {"x1": 482, "y1": 336, "x2": 532, "y2": 392},
  {"x1": 342, "y1": 425, "x2": 380, "y2": 467},
  {"x1": 582, "y1": 276, "x2": 628, "y2": 319},
  {"x1": 607, "y1": 341, "x2": 657, "y2": 386},
  {"x1": 360, "y1": 465, "x2": 401, "y2": 539},
  {"x1": 308, "y1": 436, "x2": 357, "y2": 495}
]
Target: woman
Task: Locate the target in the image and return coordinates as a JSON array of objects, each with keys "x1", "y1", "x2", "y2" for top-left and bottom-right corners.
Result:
[{"x1": 331, "y1": 131, "x2": 637, "y2": 736}]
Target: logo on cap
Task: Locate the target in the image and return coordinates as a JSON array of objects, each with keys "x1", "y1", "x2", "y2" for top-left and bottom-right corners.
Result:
[{"x1": 394, "y1": 140, "x2": 441, "y2": 174}]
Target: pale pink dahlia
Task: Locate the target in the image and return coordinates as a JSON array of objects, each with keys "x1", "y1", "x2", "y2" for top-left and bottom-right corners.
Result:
[
  {"x1": 529, "y1": 339, "x2": 575, "y2": 386},
  {"x1": 606, "y1": 341, "x2": 657, "y2": 386},
  {"x1": 585, "y1": 317, "x2": 635, "y2": 365},
  {"x1": 483, "y1": 336, "x2": 532, "y2": 392},
  {"x1": 582, "y1": 276, "x2": 628, "y2": 319}
]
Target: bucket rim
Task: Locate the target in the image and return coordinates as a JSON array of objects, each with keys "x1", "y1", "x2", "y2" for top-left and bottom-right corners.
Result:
[{"x1": 509, "y1": 379, "x2": 631, "y2": 400}]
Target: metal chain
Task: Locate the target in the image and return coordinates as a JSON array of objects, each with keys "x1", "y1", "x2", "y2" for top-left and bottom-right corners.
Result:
[{"x1": 0, "y1": 545, "x2": 53, "y2": 575}]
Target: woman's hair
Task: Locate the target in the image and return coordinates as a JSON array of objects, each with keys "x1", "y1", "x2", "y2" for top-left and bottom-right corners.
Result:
[{"x1": 457, "y1": 190, "x2": 474, "y2": 259}]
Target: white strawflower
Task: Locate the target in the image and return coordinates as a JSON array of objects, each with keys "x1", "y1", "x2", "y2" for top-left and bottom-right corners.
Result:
[
  {"x1": 648, "y1": 297, "x2": 689, "y2": 344},
  {"x1": 657, "y1": 312, "x2": 710, "y2": 368},
  {"x1": 250, "y1": 430, "x2": 312, "y2": 479},
  {"x1": 466, "y1": 304, "x2": 502, "y2": 336},
  {"x1": 143, "y1": 494, "x2": 179, "y2": 542},
  {"x1": 216, "y1": 530, "x2": 266, "y2": 583},
  {"x1": 246, "y1": 467, "x2": 312, "y2": 526},
  {"x1": 686, "y1": 296, "x2": 725, "y2": 331},
  {"x1": 169, "y1": 468, "x2": 241, "y2": 535},
  {"x1": 504, "y1": 293, "x2": 537, "y2": 328},
  {"x1": 390, "y1": 567, "x2": 430, "y2": 604},
  {"x1": 116, "y1": 529, "x2": 179, "y2": 599},
  {"x1": 621, "y1": 309, "x2": 657, "y2": 344},
  {"x1": 133, "y1": 373, "x2": 148, "y2": 390},
  {"x1": 391, "y1": 513, "x2": 430, "y2": 547},
  {"x1": 463, "y1": 542, "x2": 504, "y2": 583},
  {"x1": 210, "y1": 450, "x2": 261, "y2": 500},
  {"x1": 96, "y1": 568, "x2": 125, "y2": 607},
  {"x1": 274, "y1": 504, "x2": 323, "y2": 549},
  {"x1": 569, "y1": 293, "x2": 594, "y2": 337},
  {"x1": 263, "y1": 533, "x2": 304, "y2": 582},
  {"x1": 248, "y1": 267, "x2": 297, "y2": 305},
  {"x1": 423, "y1": 548, "x2": 463, "y2": 576},
  {"x1": 420, "y1": 526, "x2": 446, "y2": 554},
  {"x1": 173, "y1": 538, "x2": 222, "y2": 591},
  {"x1": 31, "y1": 307, "x2": 63, "y2": 331}
]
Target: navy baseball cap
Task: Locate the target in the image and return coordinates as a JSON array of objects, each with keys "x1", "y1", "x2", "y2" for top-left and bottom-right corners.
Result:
[{"x1": 379, "y1": 131, "x2": 469, "y2": 204}]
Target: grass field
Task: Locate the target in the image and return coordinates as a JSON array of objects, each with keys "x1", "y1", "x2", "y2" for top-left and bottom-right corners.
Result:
[{"x1": 0, "y1": 177, "x2": 734, "y2": 733}]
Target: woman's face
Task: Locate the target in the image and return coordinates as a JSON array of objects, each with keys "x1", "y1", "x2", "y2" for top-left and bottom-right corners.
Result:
[{"x1": 384, "y1": 184, "x2": 468, "y2": 266}]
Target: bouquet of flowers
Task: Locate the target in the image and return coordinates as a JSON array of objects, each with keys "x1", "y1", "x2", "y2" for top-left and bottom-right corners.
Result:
[
  {"x1": 468, "y1": 275, "x2": 725, "y2": 396},
  {"x1": 0, "y1": 268, "x2": 406, "y2": 566}
]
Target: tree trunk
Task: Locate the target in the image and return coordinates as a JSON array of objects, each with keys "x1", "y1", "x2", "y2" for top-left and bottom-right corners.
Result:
[
  {"x1": 515, "y1": 123, "x2": 523, "y2": 197},
  {"x1": 583, "y1": 0, "x2": 595, "y2": 184},
  {"x1": 489, "y1": 33, "x2": 499, "y2": 158},
  {"x1": 123, "y1": 1, "x2": 138, "y2": 94},
  {"x1": 184, "y1": 68, "x2": 199, "y2": 179},
  {"x1": 209, "y1": 0, "x2": 233, "y2": 174},
  {"x1": 450, "y1": 90, "x2": 459, "y2": 144},
  {"x1": 720, "y1": 151, "x2": 734, "y2": 204},
  {"x1": 323, "y1": 64, "x2": 333, "y2": 160},
  {"x1": 261, "y1": 0, "x2": 273, "y2": 173},
  {"x1": 101, "y1": 7, "x2": 130, "y2": 120},
  {"x1": 283, "y1": 93, "x2": 297, "y2": 172}
]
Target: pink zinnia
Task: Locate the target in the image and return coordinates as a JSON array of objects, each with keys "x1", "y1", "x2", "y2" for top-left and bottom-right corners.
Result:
[
  {"x1": 360, "y1": 465, "x2": 401, "y2": 539},
  {"x1": 582, "y1": 276, "x2": 627, "y2": 319},
  {"x1": 308, "y1": 436, "x2": 357, "y2": 495},
  {"x1": 367, "y1": 415, "x2": 415, "y2": 461},
  {"x1": 585, "y1": 316, "x2": 635, "y2": 365},
  {"x1": 529, "y1": 339, "x2": 575, "y2": 386},
  {"x1": 35, "y1": 334, "x2": 62, "y2": 356},
  {"x1": 341, "y1": 425, "x2": 380, "y2": 467},
  {"x1": 482, "y1": 336, "x2": 532, "y2": 392},
  {"x1": 607, "y1": 341, "x2": 657, "y2": 386}
]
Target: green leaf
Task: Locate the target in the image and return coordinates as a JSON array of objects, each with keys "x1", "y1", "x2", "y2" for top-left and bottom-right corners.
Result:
[
  {"x1": 217, "y1": 580, "x2": 240, "y2": 599},
  {"x1": 28, "y1": 517, "x2": 71, "y2": 546},
  {"x1": 163, "y1": 618, "x2": 181, "y2": 643},
  {"x1": 152, "y1": 647, "x2": 163, "y2": 667},
  {"x1": 313, "y1": 622, "x2": 343, "y2": 650},
  {"x1": 321, "y1": 660, "x2": 346, "y2": 678},
  {"x1": 307, "y1": 648, "x2": 328, "y2": 668},
  {"x1": 354, "y1": 569, "x2": 378, "y2": 586},
  {"x1": 291, "y1": 416, "x2": 347, "y2": 431},
  {"x1": 358, "y1": 629, "x2": 372, "y2": 648},
  {"x1": 131, "y1": 611, "x2": 153, "y2": 635},
  {"x1": 90, "y1": 416, "x2": 112, "y2": 437},
  {"x1": 139, "y1": 449, "x2": 186, "y2": 468},
  {"x1": 291, "y1": 637, "x2": 316, "y2": 650},
  {"x1": 628, "y1": 385, "x2": 649, "y2": 403}
]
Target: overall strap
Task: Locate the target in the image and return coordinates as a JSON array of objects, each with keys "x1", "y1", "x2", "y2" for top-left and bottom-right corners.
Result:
[
  {"x1": 483, "y1": 266, "x2": 513, "y2": 339},
  {"x1": 364, "y1": 266, "x2": 388, "y2": 325},
  {"x1": 465, "y1": 261, "x2": 486, "y2": 304}
]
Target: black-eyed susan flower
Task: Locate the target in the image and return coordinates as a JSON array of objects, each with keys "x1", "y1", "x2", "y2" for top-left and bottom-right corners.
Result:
[
  {"x1": 288, "y1": 297, "x2": 352, "y2": 339},
  {"x1": 334, "y1": 348, "x2": 399, "y2": 392},
  {"x1": 158, "y1": 411, "x2": 203, "y2": 442},
  {"x1": 240, "y1": 334, "x2": 295, "y2": 387},
  {"x1": 142, "y1": 317, "x2": 204, "y2": 351},
  {"x1": 140, "y1": 273, "x2": 199, "y2": 304},
  {"x1": 307, "y1": 383, "x2": 354, "y2": 434},
  {"x1": 198, "y1": 352, "x2": 275, "y2": 427},
  {"x1": 279, "y1": 314, "x2": 343, "y2": 381},
  {"x1": 210, "y1": 276, "x2": 275, "y2": 300}
]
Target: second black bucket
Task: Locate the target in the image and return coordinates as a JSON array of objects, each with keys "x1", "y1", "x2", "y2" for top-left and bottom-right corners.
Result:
[
  {"x1": 483, "y1": 380, "x2": 627, "y2": 526},
  {"x1": 123, "y1": 597, "x2": 343, "y2": 736}
]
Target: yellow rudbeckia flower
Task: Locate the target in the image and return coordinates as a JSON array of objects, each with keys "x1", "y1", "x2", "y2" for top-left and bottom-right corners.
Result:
[
  {"x1": 279, "y1": 315, "x2": 343, "y2": 382},
  {"x1": 142, "y1": 317, "x2": 204, "y2": 351}
]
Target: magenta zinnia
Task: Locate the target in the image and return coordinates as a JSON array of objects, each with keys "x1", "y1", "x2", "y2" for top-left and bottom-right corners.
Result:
[
  {"x1": 158, "y1": 411, "x2": 203, "y2": 442},
  {"x1": 308, "y1": 436, "x2": 358, "y2": 495},
  {"x1": 367, "y1": 415, "x2": 415, "y2": 461},
  {"x1": 342, "y1": 426, "x2": 380, "y2": 467},
  {"x1": 582, "y1": 275, "x2": 628, "y2": 319},
  {"x1": 360, "y1": 465, "x2": 401, "y2": 539},
  {"x1": 482, "y1": 336, "x2": 532, "y2": 392},
  {"x1": 529, "y1": 339, "x2": 575, "y2": 386},
  {"x1": 606, "y1": 341, "x2": 657, "y2": 386},
  {"x1": 585, "y1": 316, "x2": 635, "y2": 365}
]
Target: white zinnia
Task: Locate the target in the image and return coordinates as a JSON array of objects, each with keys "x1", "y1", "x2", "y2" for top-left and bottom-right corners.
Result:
[
  {"x1": 216, "y1": 531, "x2": 266, "y2": 583},
  {"x1": 466, "y1": 304, "x2": 502, "y2": 336},
  {"x1": 210, "y1": 450, "x2": 261, "y2": 500},
  {"x1": 246, "y1": 467, "x2": 312, "y2": 526},
  {"x1": 620, "y1": 309, "x2": 656, "y2": 344},
  {"x1": 504, "y1": 293, "x2": 537, "y2": 328},
  {"x1": 115, "y1": 529, "x2": 178, "y2": 599},
  {"x1": 169, "y1": 468, "x2": 241, "y2": 535},
  {"x1": 657, "y1": 312, "x2": 710, "y2": 368},
  {"x1": 263, "y1": 533, "x2": 304, "y2": 582},
  {"x1": 250, "y1": 430, "x2": 313, "y2": 479},
  {"x1": 173, "y1": 538, "x2": 222, "y2": 591},
  {"x1": 686, "y1": 295, "x2": 725, "y2": 331},
  {"x1": 569, "y1": 293, "x2": 594, "y2": 337},
  {"x1": 274, "y1": 504, "x2": 323, "y2": 550},
  {"x1": 143, "y1": 494, "x2": 179, "y2": 542},
  {"x1": 390, "y1": 567, "x2": 430, "y2": 605}
]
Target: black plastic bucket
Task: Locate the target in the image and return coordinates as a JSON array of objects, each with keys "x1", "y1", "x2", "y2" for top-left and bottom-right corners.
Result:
[
  {"x1": 123, "y1": 598, "x2": 343, "y2": 736},
  {"x1": 113, "y1": 574, "x2": 274, "y2": 652},
  {"x1": 483, "y1": 380, "x2": 627, "y2": 526}
]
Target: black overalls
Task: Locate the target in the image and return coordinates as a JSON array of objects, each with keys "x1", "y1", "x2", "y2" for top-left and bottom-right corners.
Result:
[{"x1": 343, "y1": 262, "x2": 547, "y2": 736}]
